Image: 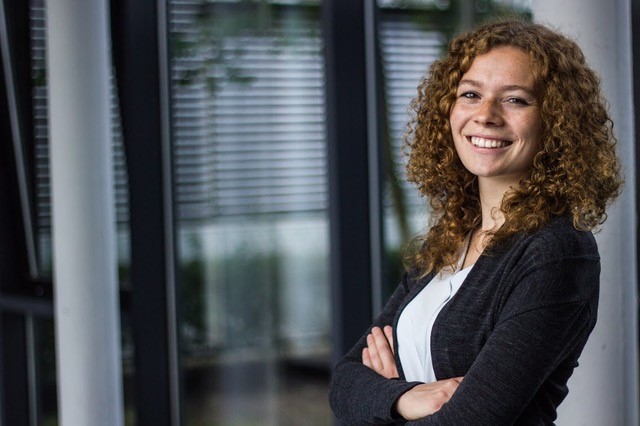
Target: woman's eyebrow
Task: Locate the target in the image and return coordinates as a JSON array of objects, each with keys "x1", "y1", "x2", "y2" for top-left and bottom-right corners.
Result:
[
  {"x1": 458, "y1": 79, "x2": 535, "y2": 95},
  {"x1": 501, "y1": 84, "x2": 536, "y2": 95},
  {"x1": 458, "y1": 78, "x2": 482, "y2": 87}
]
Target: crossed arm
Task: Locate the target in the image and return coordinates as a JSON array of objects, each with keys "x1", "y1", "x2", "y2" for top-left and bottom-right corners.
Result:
[
  {"x1": 362, "y1": 325, "x2": 463, "y2": 421},
  {"x1": 329, "y1": 257, "x2": 599, "y2": 425}
]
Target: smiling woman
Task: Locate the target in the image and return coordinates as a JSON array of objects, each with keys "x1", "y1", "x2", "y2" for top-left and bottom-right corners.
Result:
[
  {"x1": 405, "y1": 19, "x2": 622, "y2": 277},
  {"x1": 450, "y1": 46, "x2": 542, "y2": 189},
  {"x1": 329, "y1": 19, "x2": 623, "y2": 425}
]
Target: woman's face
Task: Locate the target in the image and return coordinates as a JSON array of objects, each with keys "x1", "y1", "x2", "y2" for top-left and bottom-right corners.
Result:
[{"x1": 449, "y1": 46, "x2": 542, "y2": 188}]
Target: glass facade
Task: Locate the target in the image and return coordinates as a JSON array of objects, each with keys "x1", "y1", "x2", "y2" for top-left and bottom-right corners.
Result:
[{"x1": 168, "y1": 1, "x2": 331, "y2": 424}]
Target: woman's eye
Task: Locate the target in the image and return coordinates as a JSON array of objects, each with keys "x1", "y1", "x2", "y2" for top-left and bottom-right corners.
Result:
[
  {"x1": 459, "y1": 91, "x2": 478, "y2": 99},
  {"x1": 506, "y1": 97, "x2": 528, "y2": 105}
]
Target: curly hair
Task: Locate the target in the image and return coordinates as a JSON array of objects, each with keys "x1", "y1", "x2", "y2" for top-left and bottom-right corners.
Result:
[{"x1": 404, "y1": 19, "x2": 623, "y2": 276}]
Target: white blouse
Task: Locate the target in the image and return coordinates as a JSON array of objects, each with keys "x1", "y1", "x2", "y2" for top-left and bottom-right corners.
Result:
[{"x1": 397, "y1": 236, "x2": 474, "y2": 383}]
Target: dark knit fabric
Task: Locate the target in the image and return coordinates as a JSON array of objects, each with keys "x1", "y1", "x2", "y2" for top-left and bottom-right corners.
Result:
[{"x1": 329, "y1": 216, "x2": 600, "y2": 425}]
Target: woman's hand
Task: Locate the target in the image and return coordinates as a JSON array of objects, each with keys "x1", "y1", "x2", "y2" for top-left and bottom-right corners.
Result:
[
  {"x1": 362, "y1": 325, "x2": 399, "y2": 379},
  {"x1": 395, "y1": 377, "x2": 464, "y2": 420}
]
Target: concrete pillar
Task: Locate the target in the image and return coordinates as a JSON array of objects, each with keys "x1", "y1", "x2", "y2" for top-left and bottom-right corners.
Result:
[
  {"x1": 48, "y1": 0, "x2": 124, "y2": 424},
  {"x1": 532, "y1": 1, "x2": 638, "y2": 425}
]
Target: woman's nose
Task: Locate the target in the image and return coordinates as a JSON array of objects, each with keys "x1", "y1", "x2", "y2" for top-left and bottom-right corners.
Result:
[{"x1": 474, "y1": 100, "x2": 504, "y2": 126}]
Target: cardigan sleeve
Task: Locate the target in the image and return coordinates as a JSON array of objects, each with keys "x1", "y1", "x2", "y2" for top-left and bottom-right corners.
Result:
[
  {"x1": 329, "y1": 272, "x2": 424, "y2": 424},
  {"x1": 406, "y1": 255, "x2": 600, "y2": 425}
]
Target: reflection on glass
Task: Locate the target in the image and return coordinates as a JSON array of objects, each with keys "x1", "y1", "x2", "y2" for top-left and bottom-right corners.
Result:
[{"x1": 169, "y1": 1, "x2": 331, "y2": 424}]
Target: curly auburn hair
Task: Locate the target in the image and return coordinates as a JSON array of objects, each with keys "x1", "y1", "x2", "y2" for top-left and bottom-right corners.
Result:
[{"x1": 404, "y1": 19, "x2": 623, "y2": 276}]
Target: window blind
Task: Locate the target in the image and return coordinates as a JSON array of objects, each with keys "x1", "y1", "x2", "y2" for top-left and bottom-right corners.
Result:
[{"x1": 169, "y1": 2, "x2": 327, "y2": 222}]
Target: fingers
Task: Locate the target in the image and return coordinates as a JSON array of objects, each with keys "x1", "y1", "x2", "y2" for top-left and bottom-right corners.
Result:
[
  {"x1": 361, "y1": 326, "x2": 399, "y2": 378},
  {"x1": 362, "y1": 347, "x2": 372, "y2": 368},
  {"x1": 366, "y1": 333, "x2": 383, "y2": 372},
  {"x1": 383, "y1": 325, "x2": 395, "y2": 354},
  {"x1": 372, "y1": 327, "x2": 395, "y2": 367}
]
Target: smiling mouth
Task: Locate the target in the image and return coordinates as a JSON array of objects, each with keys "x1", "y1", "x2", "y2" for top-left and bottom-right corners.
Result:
[{"x1": 468, "y1": 136, "x2": 512, "y2": 149}]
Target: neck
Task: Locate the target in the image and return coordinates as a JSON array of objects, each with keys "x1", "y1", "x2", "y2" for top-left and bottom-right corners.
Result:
[
  {"x1": 465, "y1": 177, "x2": 522, "y2": 268},
  {"x1": 477, "y1": 177, "x2": 517, "y2": 231}
]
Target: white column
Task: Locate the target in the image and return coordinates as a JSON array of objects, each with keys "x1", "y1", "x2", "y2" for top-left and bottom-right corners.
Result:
[
  {"x1": 532, "y1": 1, "x2": 638, "y2": 425},
  {"x1": 47, "y1": 0, "x2": 124, "y2": 424}
]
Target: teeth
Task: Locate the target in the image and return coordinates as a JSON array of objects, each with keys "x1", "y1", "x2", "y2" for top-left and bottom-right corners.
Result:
[{"x1": 470, "y1": 136, "x2": 508, "y2": 148}]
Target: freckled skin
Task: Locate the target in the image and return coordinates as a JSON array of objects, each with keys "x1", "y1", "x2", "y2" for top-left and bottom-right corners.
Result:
[{"x1": 449, "y1": 46, "x2": 542, "y2": 190}]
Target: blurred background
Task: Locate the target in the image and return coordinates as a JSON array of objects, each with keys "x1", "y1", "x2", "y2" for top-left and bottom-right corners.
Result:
[{"x1": 0, "y1": 0, "x2": 637, "y2": 425}]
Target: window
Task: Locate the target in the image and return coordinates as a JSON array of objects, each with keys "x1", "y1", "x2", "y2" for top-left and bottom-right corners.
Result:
[{"x1": 169, "y1": 1, "x2": 331, "y2": 423}]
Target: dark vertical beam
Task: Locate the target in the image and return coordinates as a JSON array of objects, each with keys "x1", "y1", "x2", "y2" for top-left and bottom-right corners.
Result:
[
  {"x1": 111, "y1": 1, "x2": 181, "y2": 425},
  {"x1": 0, "y1": 1, "x2": 29, "y2": 295},
  {"x1": 324, "y1": 0, "x2": 374, "y2": 364},
  {"x1": 0, "y1": 0, "x2": 37, "y2": 278},
  {"x1": 0, "y1": 1, "x2": 35, "y2": 425},
  {"x1": 0, "y1": 314, "x2": 29, "y2": 426},
  {"x1": 364, "y1": 0, "x2": 390, "y2": 314}
]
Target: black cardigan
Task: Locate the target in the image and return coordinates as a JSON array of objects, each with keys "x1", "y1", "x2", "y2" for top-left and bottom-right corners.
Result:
[{"x1": 329, "y1": 216, "x2": 600, "y2": 425}]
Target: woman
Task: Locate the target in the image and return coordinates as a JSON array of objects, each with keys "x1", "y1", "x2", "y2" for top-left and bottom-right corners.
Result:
[{"x1": 328, "y1": 19, "x2": 622, "y2": 425}]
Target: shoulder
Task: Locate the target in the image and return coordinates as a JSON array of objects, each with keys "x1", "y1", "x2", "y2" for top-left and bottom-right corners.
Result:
[
  {"x1": 512, "y1": 215, "x2": 599, "y2": 266},
  {"x1": 494, "y1": 215, "x2": 600, "y2": 309}
]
